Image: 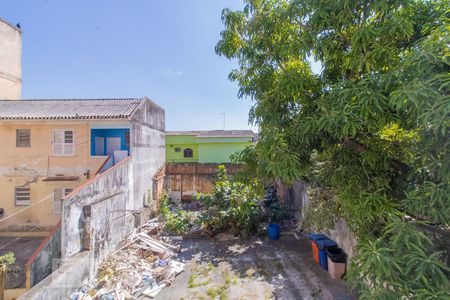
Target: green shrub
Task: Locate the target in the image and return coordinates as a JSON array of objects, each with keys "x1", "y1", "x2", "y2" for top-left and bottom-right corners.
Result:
[
  {"x1": 160, "y1": 193, "x2": 190, "y2": 234},
  {"x1": 197, "y1": 165, "x2": 262, "y2": 234}
]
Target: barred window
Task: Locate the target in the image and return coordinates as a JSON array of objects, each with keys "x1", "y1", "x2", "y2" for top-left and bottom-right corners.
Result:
[
  {"x1": 16, "y1": 129, "x2": 31, "y2": 147},
  {"x1": 15, "y1": 187, "x2": 30, "y2": 206}
]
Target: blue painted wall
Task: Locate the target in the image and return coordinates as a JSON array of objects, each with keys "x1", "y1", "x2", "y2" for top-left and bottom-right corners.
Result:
[{"x1": 90, "y1": 129, "x2": 130, "y2": 156}]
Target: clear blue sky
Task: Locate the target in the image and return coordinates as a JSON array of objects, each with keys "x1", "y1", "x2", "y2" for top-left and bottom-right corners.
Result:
[{"x1": 0, "y1": 0, "x2": 258, "y2": 131}]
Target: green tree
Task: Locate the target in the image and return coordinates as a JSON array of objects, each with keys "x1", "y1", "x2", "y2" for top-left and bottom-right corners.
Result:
[
  {"x1": 217, "y1": 0, "x2": 449, "y2": 298},
  {"x1": 0, "y1": 252, "x2": 15, "y2": 268}
]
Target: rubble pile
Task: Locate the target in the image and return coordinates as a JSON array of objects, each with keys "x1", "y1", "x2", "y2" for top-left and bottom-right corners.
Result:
[{"x1": 69, "y1": 219, "x2": 185, "y2": 300}]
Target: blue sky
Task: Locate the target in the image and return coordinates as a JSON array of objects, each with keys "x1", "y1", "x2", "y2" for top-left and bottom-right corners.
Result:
[{"x1": 0, "y1": 0, "x2": 257, "y2": 131}]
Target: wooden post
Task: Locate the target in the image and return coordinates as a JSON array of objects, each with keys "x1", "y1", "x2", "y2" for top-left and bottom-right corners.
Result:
[
  {"x1": 0, "y1": 266, "x2": 5, "y2": 300},
  {"x1": 25, "y1": 265, "x2": 31, "y2": 289},
  {"x1": 180, "y1": 174, "x2": 183, "y2": 201}
]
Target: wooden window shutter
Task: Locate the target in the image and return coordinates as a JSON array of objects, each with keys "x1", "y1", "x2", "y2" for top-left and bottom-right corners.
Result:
[{"x1": 16, "y1": 129, "x2": 31, "y2": 147}]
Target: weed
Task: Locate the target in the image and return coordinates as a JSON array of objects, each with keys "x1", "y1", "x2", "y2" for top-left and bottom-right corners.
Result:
[
  {"x1": 207, "y1": 262, "x2": 216, "y2": 271},
  {"x1": 206, "y1": 287, "x2": 218, "y2": 298},
  {"x1": 160, "y1": 193, "x2": 190, "y2": 234},
  {"x1": 187, "y1": 274, "x2": 210, "y2": 288}
]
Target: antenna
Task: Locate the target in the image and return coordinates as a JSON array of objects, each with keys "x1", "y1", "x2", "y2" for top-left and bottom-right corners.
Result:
[{"x1": 220, "y1": 112, "x2": 225, "y2": 130}]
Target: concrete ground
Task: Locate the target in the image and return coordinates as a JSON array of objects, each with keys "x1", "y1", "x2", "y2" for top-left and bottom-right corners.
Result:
[
  {"x1": 0, "y1": 236, "x2": 44, "y2": 288},
  {"x1": 155, "y1": 236, "x2": 355, "y2": 300}
]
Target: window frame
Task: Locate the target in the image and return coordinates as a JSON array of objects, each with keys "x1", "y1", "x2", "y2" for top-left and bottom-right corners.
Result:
[
  {"x1": 53, "y1": 188, "x2": 73, "y2": 215},
  {"x1": 15, "y1": 187, "x2": 31, "y2": 206},
  {"x1": 52, "y1": 129, "x2": 75, "y2": 156},
  {"x1": 16, "y1": 129, "x2": 31, "y2": 147},
  {"x1": 183, "y1": 148, "x2": 193, "y2": 158}
]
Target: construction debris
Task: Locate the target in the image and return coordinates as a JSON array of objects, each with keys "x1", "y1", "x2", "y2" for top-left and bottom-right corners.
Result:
[{"x1": 69, "y1": 219, "x2": 184, "y2": 300}]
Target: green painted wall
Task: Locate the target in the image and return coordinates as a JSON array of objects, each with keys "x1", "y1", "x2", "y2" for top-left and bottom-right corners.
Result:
[
  {"x1": 198, "y1": 142, "x2": 250, "y2": 163},
  {"x1": 166, "y1": 135, "x2": 198, "y2": 162},
  {"x1": 165, "y1": 135, "x2": 253, "y2": 163}
]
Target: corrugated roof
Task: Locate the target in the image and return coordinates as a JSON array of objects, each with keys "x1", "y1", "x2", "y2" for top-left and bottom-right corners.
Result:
[
  {"x1": 167, "y1": 130, "x2": 255, "y2": 138},
  {"x1": 0, "y1": 98, "x2": 143, "y2": 120}
]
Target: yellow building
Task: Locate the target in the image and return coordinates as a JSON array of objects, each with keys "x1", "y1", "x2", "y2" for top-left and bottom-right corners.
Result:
[{"x1": 0, "y1": 98, "x2": 154, "y2": 232}]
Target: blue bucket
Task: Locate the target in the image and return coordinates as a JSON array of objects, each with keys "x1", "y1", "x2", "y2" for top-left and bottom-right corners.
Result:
[{"x1": 268, "y1": 223, "x2": 280, "y2": 240}]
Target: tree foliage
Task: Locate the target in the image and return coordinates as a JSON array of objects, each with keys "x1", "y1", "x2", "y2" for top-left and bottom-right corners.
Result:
[
  {"x1": 0, "y1": 252, "x2": 15, "y2": 268},
  {"x1": 217, "y1": 0, "x2": 449, "y2": 298}
]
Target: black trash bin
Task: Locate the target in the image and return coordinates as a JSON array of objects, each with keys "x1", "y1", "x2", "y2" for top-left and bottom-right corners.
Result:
[{"x1": 325, "y1": 247, "x2": 346, "y2": 279}]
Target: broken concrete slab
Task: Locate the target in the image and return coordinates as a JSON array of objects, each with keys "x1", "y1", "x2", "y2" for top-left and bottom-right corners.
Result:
[{"x1": 154, "y1": 236, "x2": 356, "y2": 300}]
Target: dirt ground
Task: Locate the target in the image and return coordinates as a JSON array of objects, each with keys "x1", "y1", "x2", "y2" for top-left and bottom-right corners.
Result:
[{"x1": 155, "y1": 235, "x2": 356, "y2": 300}]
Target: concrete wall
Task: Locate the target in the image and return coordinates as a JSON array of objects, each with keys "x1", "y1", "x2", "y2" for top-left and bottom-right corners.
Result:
[
  {"x1": 0, "y1": 18, "x2": 21, "y2": 100},
  {"x1": 276, "y1": 180, "x2": 308, "y2": 218},
  {"x1": 62, "y1": 158, "x2": 134, "y2": 264},
  {"x1": 27, "y1": 223, "x2": 62, "y2": 287},
  {"x1": 0, "y1": 121, "x2": 106, "y2": 231},
  {"x1": 279, "y1": 180, "x2": 358, "y2": 259},
  {"x1": 327, "y1": 219, "x2": 358, "y2": 259},
  {"x1": 4, "y1": 288, "x2": 27, "y2": 300},
  {"x1": 129, "y1": 97, "x2": 165, "y2": 211},
  {"x1": 61, "y1": 97, "x2": 164, "y2": 267},
  {"x1": 18, "y1": 251, "x2": 91, "y2": 300}
]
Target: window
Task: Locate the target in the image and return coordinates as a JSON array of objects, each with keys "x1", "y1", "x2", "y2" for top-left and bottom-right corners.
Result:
[
  {"x1": 53, "y1": 188, "x2": 73, "y2": 215},
  {"x1": 174, "y1": 147, "x2": 181, "y2": 152},
  {"x1": 52, "y1": 130, "x2": 74, "y2": 156},
  {"x1": 16, "y1": 129, "x2": 31, "y2": 147},
  {"x1": 15, "y1": 187, "x2": 30, "y2": 206},
  {"x1": 184, "y1": 148, "x2": 193, "y2": 158}
]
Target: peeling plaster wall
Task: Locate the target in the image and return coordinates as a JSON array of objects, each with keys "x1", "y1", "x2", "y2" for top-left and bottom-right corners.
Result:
[
  {"x1": 29, "y1": 226, "x2": 61, "y2": 287},
  {"x1": 62, "y1": 159, "x2": 133, "y2": 265},
  {"x1": 60, "y1": 98, "x2": 165, "y2": 279},
  {"x1": 277, "y1": 180, "x2": 308, "y2": 219},
  {"x1": 327, "y1": 219, "x2": 358, "y2": 259},
  {"x1": 0, "y1": 121, "x2": 106, "y2": 231},
  {"x1": 279, "y1": 180, "x2": 358, "y2": 259},
  {"x1": 129, "y1": 98, "x2": 165, "y2": 211}
]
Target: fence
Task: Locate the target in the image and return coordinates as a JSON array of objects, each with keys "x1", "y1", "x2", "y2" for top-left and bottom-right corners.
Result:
[{"x1": 164, "y1": 163, "x2": 242, "y2": 201}]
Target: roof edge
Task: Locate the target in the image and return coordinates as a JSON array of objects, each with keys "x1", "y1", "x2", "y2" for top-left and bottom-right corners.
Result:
[{"x1": 0, "y1": 18, "x2": 22, "y2": 33}]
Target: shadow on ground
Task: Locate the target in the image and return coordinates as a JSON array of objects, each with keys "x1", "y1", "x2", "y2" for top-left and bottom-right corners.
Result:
[{"x1": 155, "y1": 235, "x2": 356, "y2": 300}]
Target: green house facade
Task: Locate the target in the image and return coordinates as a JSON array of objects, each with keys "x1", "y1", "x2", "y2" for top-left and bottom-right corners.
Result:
[{"x1": 166, "y1": 130, "x2": 255, "y2": 163}]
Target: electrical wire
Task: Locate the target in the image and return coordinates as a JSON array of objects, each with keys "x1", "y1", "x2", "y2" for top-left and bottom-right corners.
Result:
[
  {"x1": 0, "y1": 192, "x2": 54, "y2": 223},
  {"x1": 0, "y1": 225, "x2": 40, "y2": 250}
]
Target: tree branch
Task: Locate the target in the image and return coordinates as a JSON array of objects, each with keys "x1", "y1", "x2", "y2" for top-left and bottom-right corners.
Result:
[{"x1": 342, "y1": 137, "x2": 410, "y2": 172}]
